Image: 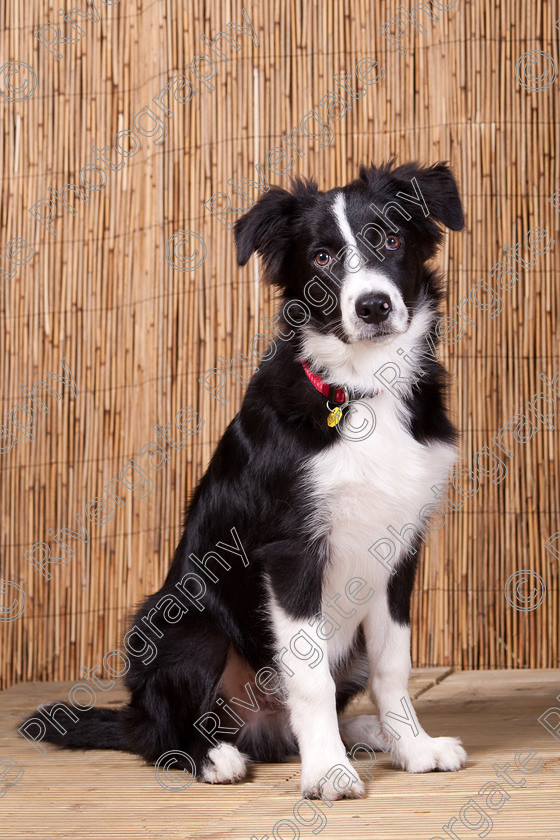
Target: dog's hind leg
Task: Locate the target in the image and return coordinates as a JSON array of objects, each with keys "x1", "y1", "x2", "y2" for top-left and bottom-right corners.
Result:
[{"x1": 123, "y1": 612, "x2": 250, "y2": 782}]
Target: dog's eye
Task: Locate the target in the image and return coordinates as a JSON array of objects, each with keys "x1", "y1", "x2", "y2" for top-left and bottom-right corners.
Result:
[
  {"x1": 314, "y1": 250, "x2": 332, "y2": 267},
  {"x1": 385, "y1": 235, "x2": 401, "y2": 251}
]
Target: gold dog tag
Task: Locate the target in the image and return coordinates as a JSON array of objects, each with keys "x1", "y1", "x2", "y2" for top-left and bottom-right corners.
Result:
[{"x1": 327, "y1": 406, "x2": 343, "y2": 427}]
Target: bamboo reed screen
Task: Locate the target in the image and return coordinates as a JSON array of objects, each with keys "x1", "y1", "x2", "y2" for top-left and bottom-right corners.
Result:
[{"x1": 1, "y1": 0, "x2": 559, "y2": 690}]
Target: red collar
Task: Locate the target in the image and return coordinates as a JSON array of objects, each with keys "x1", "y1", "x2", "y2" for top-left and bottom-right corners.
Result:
[{"x1": 302, "y1": 361, "x2": 348, "y2": 405}]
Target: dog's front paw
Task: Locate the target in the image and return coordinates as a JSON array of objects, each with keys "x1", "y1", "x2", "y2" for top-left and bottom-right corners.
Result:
[
  {"x1": 391, "y1": 735, "x2": 467, "y2": 773},
  {"x1": 301, "y1": 756, "x2": 365, "y2": 800}
]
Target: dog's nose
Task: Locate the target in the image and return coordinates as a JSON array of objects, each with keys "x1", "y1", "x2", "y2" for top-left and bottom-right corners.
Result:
[{"x1": 355, "y1": 293, "x2": 392, "y2": 324}]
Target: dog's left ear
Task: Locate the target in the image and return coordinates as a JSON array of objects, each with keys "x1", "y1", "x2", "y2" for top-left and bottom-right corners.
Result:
[
  {"x1": 233, "y1": 187, "x2": 301, "y2": 284},
  {"x1": 407, "y1": 162, "x2": 465, "y2": 231}
]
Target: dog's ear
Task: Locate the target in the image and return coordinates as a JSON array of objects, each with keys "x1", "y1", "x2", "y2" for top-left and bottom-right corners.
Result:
[
  {"x1": 233, "y1": 187, "x2": 301, "y2": 282},
  {"x1": 403, "y1": 161, "x2": 465, "y2": 231}
]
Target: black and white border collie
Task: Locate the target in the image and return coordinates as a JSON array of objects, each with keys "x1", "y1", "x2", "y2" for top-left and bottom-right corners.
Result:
[{"x1": 25, "y1": 161, "x2": 466, "y2": 800}]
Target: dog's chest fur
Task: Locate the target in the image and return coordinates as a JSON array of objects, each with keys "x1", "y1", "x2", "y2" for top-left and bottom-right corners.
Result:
[{"x1": 306, "y1": 393, "x2": 457, "y2": 664}]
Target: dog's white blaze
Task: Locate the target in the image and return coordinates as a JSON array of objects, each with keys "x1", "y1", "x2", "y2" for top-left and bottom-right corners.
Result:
[
  {"x1": 332, "y1": 191, "x2": 358, "y2": 249},
  {"x1": 331, "y1": 192, "x2": 408, "y2": 341}
]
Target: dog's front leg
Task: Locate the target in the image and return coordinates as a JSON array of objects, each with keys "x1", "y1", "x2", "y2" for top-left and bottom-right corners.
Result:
[
  {"x1": 270, "y1": 602, "x2": 365, "y2": 800},
  {"x1": 363, "y1": 592, "x2": 466, "y2": 773}
]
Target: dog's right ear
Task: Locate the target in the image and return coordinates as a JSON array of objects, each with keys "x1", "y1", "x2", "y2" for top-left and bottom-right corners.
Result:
[{"x1": 233, "y1": 187, "x2": 301, "y2": 283}]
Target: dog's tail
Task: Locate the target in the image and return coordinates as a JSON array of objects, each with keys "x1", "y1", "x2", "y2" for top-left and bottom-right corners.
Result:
[{"x1": 19, "y1": 703, "x2": 130, "y2": 752}]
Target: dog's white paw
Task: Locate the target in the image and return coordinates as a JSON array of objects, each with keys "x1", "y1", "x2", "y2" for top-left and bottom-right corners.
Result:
[
  {"x1": 339, "y1": 714, "x2": 392, "y2": 752},
  {"x1": 392, "y1": 735, "x2": 467, "y2": 773},
  {"x1": 201, "y1": 742, "x2": 249, "y2": 783},
  {"x1": 301, "y1": 755, "x2": 366, "y2": 800}
]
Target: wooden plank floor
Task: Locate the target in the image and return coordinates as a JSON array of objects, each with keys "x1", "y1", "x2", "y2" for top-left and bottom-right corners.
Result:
[{"x1": 1, "y1": 669, "x2": 559, "y2": 839}]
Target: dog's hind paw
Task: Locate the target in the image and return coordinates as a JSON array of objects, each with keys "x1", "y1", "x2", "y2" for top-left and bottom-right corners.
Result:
[
  {"x1": 392, "y1": 735, "x2": 467, "y2": 773},
  {"x1": 201, "y1": 742, "x2": 249, "y2": 784},
  {"x1": 339, "y1": 714, "x2": 392, "y2": 752}
]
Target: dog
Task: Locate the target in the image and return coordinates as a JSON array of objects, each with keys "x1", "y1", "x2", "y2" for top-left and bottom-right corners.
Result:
[{"x1": 22, "y1": 160, "x2": 466, "y2": 800}]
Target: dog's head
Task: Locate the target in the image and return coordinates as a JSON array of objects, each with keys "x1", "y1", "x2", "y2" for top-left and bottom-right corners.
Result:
[{"x1": 234, "y1": 160, "x2": 463, "y2": 352}]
